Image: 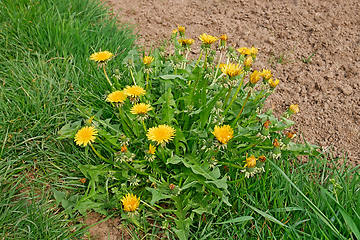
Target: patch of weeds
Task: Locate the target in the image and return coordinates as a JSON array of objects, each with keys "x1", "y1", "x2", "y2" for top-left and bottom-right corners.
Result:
[
  {"x1": 302, "y1": 51, "x2": 317, "y2": 64},
  {"x1": 268, "y1": 40, "x2": 299, "y2": 68}
]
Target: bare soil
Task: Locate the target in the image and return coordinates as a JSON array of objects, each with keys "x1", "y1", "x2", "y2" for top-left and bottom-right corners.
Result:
[
  {"x1": 105, "y1": 0, "x2": 360, "y2": 163},
  {"x1": 86, "y1": 0, "x2": 360, "y2": 238}
]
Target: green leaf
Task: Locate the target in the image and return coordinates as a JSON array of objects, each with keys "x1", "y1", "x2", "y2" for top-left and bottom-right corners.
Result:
[
  {"x1": 53, "y1": 189, "x2": 77, "y2": 214},
  {"x1": 167, "y1": 155, "x2": 184, "y2": 165},
  {"x1": 205, "y1": 176, "x2": 228, "y2": 190},
  {"x1": 145, "y1": 187, "x2": 171, "y2": 205},
  {"x1": 57, "y1": 120, "x2": 82, "y2": 139},
  {"x1": 74, "y1": 199, "x2": 106, "y2": 215},
  {"x1": 173, "y1": 218, "x2": 192, "y2": 240},
  {"x1": 78, "y1": 164, "x2": 110, "y2": 182}
]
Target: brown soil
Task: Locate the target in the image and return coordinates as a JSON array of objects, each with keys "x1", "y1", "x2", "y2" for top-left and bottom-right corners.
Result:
[
  {"x1": 105, "y1": 0, "x2": 360, "y2": 163},
  {"x1": 86, "y1": 0, "x2": 360, "y2": 237},
  {"x1": 81, "y1": 212, "x2": 132, "y2": 240}
]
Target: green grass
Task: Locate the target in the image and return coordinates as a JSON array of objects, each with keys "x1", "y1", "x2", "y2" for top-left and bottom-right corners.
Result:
[
  {"x1": 0, "y1": 0, "x2": 136, "y2": 238},
  {"x1": 1, "y1": 0, "x2": 359, "y2": 239}
]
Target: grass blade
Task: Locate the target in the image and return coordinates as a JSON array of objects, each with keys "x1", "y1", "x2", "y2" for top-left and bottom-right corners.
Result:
[
  {"x1": 268, "y1": 159, "x2": 346, "y2": 240},
  {"x1": 320, "y1": 186, "x2": 360, "y2": 239}
]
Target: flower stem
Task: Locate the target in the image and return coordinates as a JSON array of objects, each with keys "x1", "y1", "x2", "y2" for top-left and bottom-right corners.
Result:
[
  {"x1": 141, "y1": 120, "x2": 147, "y2": 133},
  {"x1": 213, "y1": 51, "x2": 223, "y2": 85},
  {"x1": 231, "y1": 90, "x2": 251, "y2": 127},
  {"x1": 195, "y1": 50, "x2": 203, "y2": 68},
  {"x1": 160, "y1": 146, "x2": 166, "y2": 162},
  {"x1": 224, "y1": 73, "x2": 246, "y2": 115},
  {"x1": 122, "y1": 161, "x2": 150, "y2": 176},
  {"x1": 223, "y1": 85, "x2": 233, "y2": 109},
  {"x1": 203, "y1": 50, "x2": 208, "y2": 68},
  {"x1": 103, "y1": 65, "x2": 113, "y2": 87},
  {"x1": 129, "y1": 67, "x2": 136, "y2": 85},
  {"x1": 118, "y1": 106, "x2": 130, "y2": 136},
  {"x1": 218, "y1": 161, "x2": 243, "y2": 169},
  {"x1": 90, "y1": 144, "x2": 112, "y2": 164},
  {"x1": 146, "y1": 72, "x2": 150, "y2": 90}
]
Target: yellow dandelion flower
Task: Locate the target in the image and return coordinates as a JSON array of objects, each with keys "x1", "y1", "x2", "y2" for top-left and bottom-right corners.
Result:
[
  {"x1": 237, "y1": 47, "x2": 251, "y2": 55},
  {"x1": 244, "y1": 56, "x2": 253, "y2": 67},
  {"x1": 147, "y1": 124, "x2": 176, "y2": 145},
  {"x1": 148, "y1": 144, "x2": 156, "y2": 155},
  {"x1": 244, "y1": 155, "x2": 257, "y2": 168},
  {"x1": 90, "y1": 51, "x2": 113, "y2": 62},
  {"x1": 172, "y1": 29, "x2": 178, "y2": 34},
  {"x1": 221, "y1": 63, "x2": 243, "y2": 77},
  {"x1": 289, "y1": 104, "x2": 299, "y2": 114},
  {"x1": 212, "y1": 125, "x2": 234, "y2": 144},
  {"x1": 130, "y1": 103, "x2": 152, "y2": 115},
  {"x1": 261, "y1": 69, "x2": 272, "y2": 81},
  {"x1": 199, "y1": 33, "x2": 218, "y2": 45},
  {"x1": 106, "y1": 90, "x2": 127, "y2": 103},
  {"x1": 220, "y1": 34, "x2": 228, "y2": 41},
  {"x1": 218, "y1": 63, "x2": 227, "y2": 69},
  {"x1": 121, "y1": 193, "x2": 140, "y2": 212},
  {"x1": 269, "y1": 78, "x2": 280, "y2": 88},
  {"x1": 124, "y1": 85, "x2": 146, "y2": 97},
  {"x1": 143, "y1": 56, "x2": 154, "y2": 65},
  {"x1": 250, "y1": 70, "x2": 261, "y2": 84},
  {"x1": 74, "y1": 126, "x2": 98, "y2": 147},
  {"x1": 178, "y1": 39, "x2": 195, "y2": 46},
  {"x1": 250, "y1": 47, "x2": 258, "y2": 56},
  {"x1": 178, "y1": 26, "x2": 185, "y2": 34}
]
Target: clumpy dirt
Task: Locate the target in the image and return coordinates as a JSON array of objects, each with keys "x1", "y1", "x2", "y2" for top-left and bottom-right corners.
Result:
[
  {"x1": 81, "y1": 212, "x2": 131, "y2": 240},
  {"x1": 105, "y1": 0, "x2": 359, "y2": 163}
]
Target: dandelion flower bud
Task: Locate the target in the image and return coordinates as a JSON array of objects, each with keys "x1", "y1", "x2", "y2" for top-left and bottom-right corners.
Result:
[
  {"x1": 244, "y1": 56, "x2": 253, "y2": 71},
  {"x1": 283, "y1": 131, "x2": 296, "y2": 145},
  {"x1": 261, "y1": 119, "x2": 271, "y2": 136},
  {"x1": 273, "y1": 138, "x2": 281, "y2": 154},
  {"x1": 178, "y1": 26, "x2": 185, "y2": 36},
  {"x1": 219, "y1": 34, "x2": 228, "y2": 49},
  {"x1": 250, "y1": 47, "x2": 258, "y2": 58}
]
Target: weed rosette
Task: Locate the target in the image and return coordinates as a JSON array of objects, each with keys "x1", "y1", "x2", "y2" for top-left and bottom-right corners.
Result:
[{"x1": 57, "y1": 26, "x2": 319, "y2": 239}]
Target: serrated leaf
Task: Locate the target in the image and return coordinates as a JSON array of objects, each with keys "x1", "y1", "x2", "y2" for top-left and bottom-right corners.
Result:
[
  {"x1": 167, "y1": 155, "x2": 183, "y2": 165},
  {"x1": 146, "y1": 187, "x2": 171, "y2": 205},
  {"x1": 57, "y1": 120, "x2": 82, "y2": 139},
  {"x1": 205, "y1": 176, "x2": 228, "y2": 190}
]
